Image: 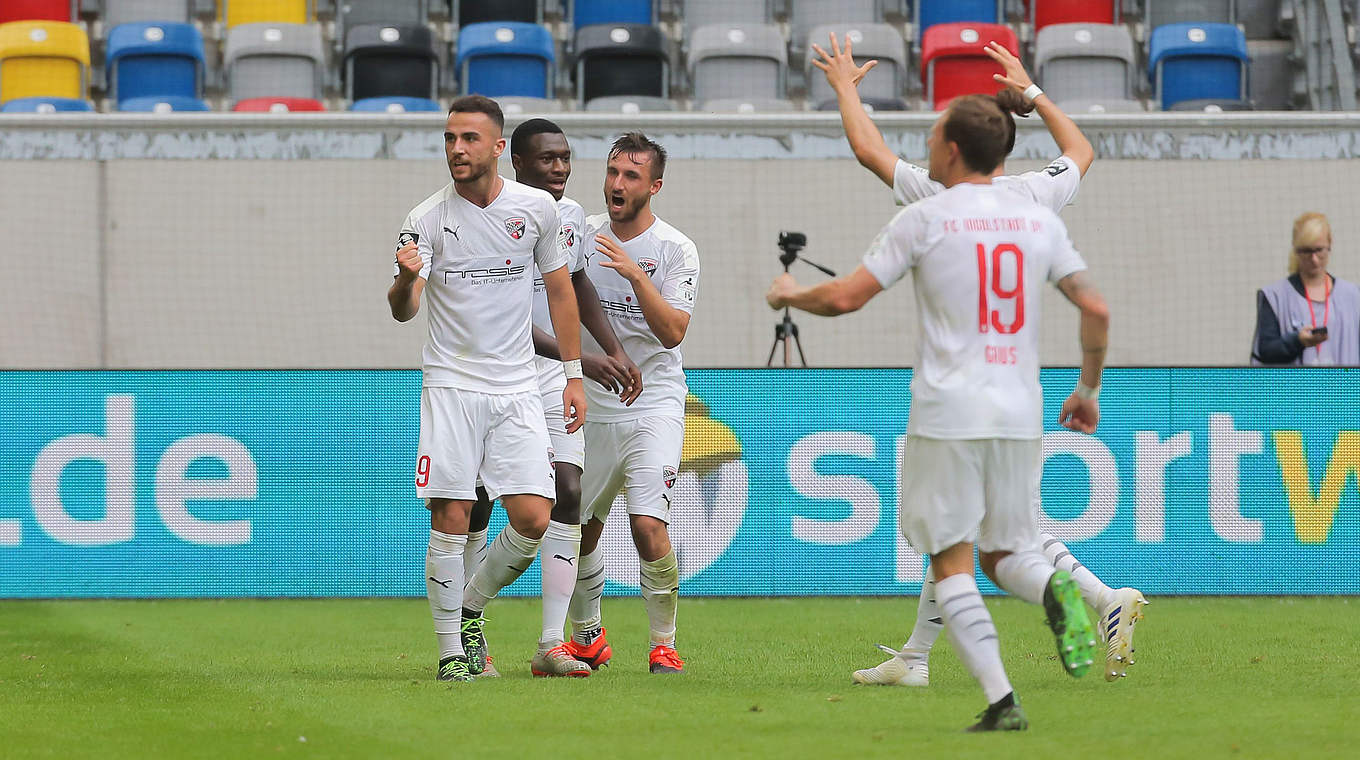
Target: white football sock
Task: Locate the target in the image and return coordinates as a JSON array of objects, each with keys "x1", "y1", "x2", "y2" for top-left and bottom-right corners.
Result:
[
  {"x1": 903, "y1": 567, "x2": 943, "y2": 653},
  {"x1": 463, "y1": 525, "x2": 541, "y2": 613},
  {"x1": 538, "y1": 520, "x2": 581, "y2": 648},
  {"x1": 992, "y1": 551, "x2": 1053, "y2": 605},
  {"x1": 464, "y1": 527, "x2": 489, "y2": 581},
  {"x1": 936, "y1": 573, "x2": 1012, "y2": 704},
  {"x1": 425, "y1": 529, "x2": 466, "y2": 660},
  {"x1": 569, "y1": 546, "x2": 606, "y2": 642},
  {"x1": 1042, "y1": 534, "x2": 1114, "y2": 610},
  {"x1": 640, "y1": 551, "x2": 679, "y2": 647}
]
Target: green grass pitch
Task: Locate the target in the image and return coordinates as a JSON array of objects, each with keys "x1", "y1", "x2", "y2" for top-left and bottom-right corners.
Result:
[{"x1": 2, "y1": 597, "x2": 1356, "y2": 758}]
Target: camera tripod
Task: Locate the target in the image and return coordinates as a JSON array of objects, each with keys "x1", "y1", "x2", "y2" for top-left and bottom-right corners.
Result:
[{"x1": 767, "y1": 232, "x2": 836, "y2": 368}]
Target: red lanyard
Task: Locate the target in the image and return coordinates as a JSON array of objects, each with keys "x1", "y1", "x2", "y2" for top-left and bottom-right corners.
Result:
[{"x1": 1307, "y1": 277, "x2": 1332, "y2": 329}]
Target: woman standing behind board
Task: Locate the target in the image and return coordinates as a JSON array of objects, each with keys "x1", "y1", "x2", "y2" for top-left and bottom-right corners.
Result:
[{"x1": 1253, "y1": 213, "x2": 1360, "y2": 365}]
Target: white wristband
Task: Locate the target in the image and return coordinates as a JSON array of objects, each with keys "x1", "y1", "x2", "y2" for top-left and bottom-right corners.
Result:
[
  {"x1": 563, "y1": 359, "x2": 583, "y2": 380},
  {"x1": 1075, "y1": 382, "x2": 1100, "y2": 401},
  {"x1": 1022, "y1": 84, "x2": 1044, "y2": 103}
]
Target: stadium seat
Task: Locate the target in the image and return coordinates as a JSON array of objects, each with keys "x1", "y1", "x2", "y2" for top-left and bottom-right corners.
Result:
[
  {"x1": 221, "y1": 0, "x2": 311, "y2": 29},
  {"x1": 1034, "y1": 23, "x2": 1135, "y2": 103},
  {"x1": 103, "y1": 0, "x2": 193, "y2": 28},
  {"x1": 455, "y1": 0, "x2": 541, "y2": 26},
  {"x1": 106, "y1": 22, "x2": 206, "y2": 109},
  {"x1": 570, "y1": 0, "x2": 655, "y2": 29},
  {"x1": 805, "y1": 23, "x2": 905, "y2": 109},
  {"x1": 336, "y1": 1, "x2": 427, "y2": 49},
  {"x1": 790, "y1": 0, "x2": 883, "y2": 52},
  {"x1": 700, "y1": 97, "x2": 795, "y2": 112},
  {"x1": 583, "y1": 94, "x2": 675, "y2": 112},
  {"x1": 1238, "y1": 0, "x2": 1286, "y2": 39},
  {"x1": 350, "y1": 95, "x2": 442, "y2": 112},
  {"x1": 688, "y1": 23, "x2": 785, "y2": 104},
  {"x1": 1058, "y1": 97, "x2": 1146, "y2": 113},
  {"x1": 117, "y1": 94, "x2": 211, "y2": 111},
  {"x1": 683, "y1": 0, "x2": 772, "y2": 40},
  {"x1": 1029, "y1": 1, "x2": 1119, "y2": 32},
  {"x1": 813, "y1": 96, "x2": 906, "y2": 111},
  {"x1": 915, "y1": 0, "x2": 1002, "y2": 42},
  {"x1": 1144, "y1": 0, "x2": 1234, "y2": 34},
  {"x1": 574, "y1": 23, "x2": 668, "y2": 104},
  {"x1": 1148, "y1": 23, "x2": 1247, "y2": 110},
  {"x1": 231, "y1": 95, "x2": 324, "y2": 110},
  {"x1": 1168, "y1": 97, "x2": 1254, "y2": 111},
  {"x1": 1247, "y1": 38, "x2": 1297, "y2": 109},
  {"x1": 0, "y1": 1, "x2": 74, "y2": 24},
  {"x1": 456, "y1": 22, "x2": 553, "y2": 99},
  {"x1": 0, "y1": 95, "x2": 92, "y2": 111},
  {"x1": 496, "y1": 95, "x2": 562, "y2": 114},
  {"x1": 0, "y1": 21, "x2": 89, "y2": 105},
  {"x1": 920, "y1": 22, "x2": 1018, "y2": 111},
  {"x1": 345, "y1": 24, "x2": 439, "y2": 102},
  {"x1": 223, "y1": 22, "x2": 324, "y2": 103}
]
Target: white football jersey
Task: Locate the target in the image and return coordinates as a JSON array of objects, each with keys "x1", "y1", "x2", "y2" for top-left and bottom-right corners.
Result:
[
  {"x1": 530, "y1": 196, "x2": 588, "y2": 386},
  {"x1": 892, "y1": 155, "x2": 1081, "y2": 214},
  {"x1": 397, "y1": 178, "x2": 569, "y2": 394},
  {"x1": 862, "y1": 182, "x2": 1087, "y2": 439},
  {"x1": 579, "y1": 213, "x2": 700, "y2": 421}
]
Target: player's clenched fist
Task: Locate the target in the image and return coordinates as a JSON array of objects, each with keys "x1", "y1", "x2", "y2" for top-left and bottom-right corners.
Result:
[{"x1": 395, "y1": 242, "x2": 423, "y2": 281}]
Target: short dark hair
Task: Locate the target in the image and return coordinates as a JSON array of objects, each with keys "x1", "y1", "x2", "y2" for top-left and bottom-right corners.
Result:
[
  {"x1": 510, "y1": 118, "x2": 565, "y2": 157},
  {"x1": 448, "y1": 95, "x2": 504, "y2": 132},
  {"x1": 608, "y1": 131, "x2": 667, "y2": 180},
  {"x1": 942, "y1": 90, "x2": 1033, "y2": 174}
]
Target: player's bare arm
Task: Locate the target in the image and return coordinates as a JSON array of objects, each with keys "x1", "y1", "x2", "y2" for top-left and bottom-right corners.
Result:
[
  {"x1": 986, "y1": 42, "x2": 1094, "y2": 177},
  {"x1": 766, "y1": 266, "x2": 883, "y2": 317},
  {"x1": 388, "y1": 242, "x2": 425, "y2": 322},
  {"x1": 531, "y1": 316, "x2": 636, "y2": 402},
  {"x1": 542, "y1": 264, "x2": 588, "y2": 433},
  {"x1": 574, "y1": 269, "x2": 644, "y2": 405},
  {"x1": 1056, "y1": 270, "x2": 1110, "y2": 434},
  {"x1": 595, "y1": 234, "x2": 691, "y2": 349},
  {"x1": 812, "y1": 33, "x2": 897, "y2": 187}
]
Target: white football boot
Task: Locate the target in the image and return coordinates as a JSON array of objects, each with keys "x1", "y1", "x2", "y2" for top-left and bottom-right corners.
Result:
[
  {"x1": 1100, "y1": 588, "x2": 1148, "y2": 682},
  {"x1": 852, "y1": 645, "x2": 929, "y2": 686}
]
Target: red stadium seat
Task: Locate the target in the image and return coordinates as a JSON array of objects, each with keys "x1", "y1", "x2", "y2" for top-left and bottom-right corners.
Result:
[
  {"x1": 232, "y1": 96, "x2": 325, "y2": 111},
  {"x1": 1030, "y1": 0, "x2": 1119, "y2": 32},
  {"x1": 0, "y1": 1, "x2": 74, "y2": 24},
  {"x1": 921, "y1": 22, "x2": 1019, "y2": 111}
]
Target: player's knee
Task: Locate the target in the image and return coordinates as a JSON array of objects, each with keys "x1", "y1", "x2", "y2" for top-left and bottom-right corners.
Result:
[
  {"x1": 630, "y1": 516, "x2": 671, "y2": 559},
  {"x1": 977, "y1": 551, "x2": 1006, "y2": 581}
]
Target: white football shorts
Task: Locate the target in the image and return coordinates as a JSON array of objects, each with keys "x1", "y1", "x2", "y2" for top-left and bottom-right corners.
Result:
[
  {"x1": 416, "y1": 387, "x2": 555, "y2": 501},
  {"x1": 581, "y1": 415, "x2": 684, "y2": 524},
  {"x1": 898, "y1": 435, "x2": 1042, "y2": 556},
  {"x1": 537, "y1": 358, "x2": 585, "y2": 471}
]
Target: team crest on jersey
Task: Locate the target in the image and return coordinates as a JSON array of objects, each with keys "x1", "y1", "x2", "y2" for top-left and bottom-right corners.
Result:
[
  {"x1": 638, "y1": 257, "x2": 659, "y2": 276},
  {"x1": 662, "y1": 465, "x2": 677, "y2": 489},
  {"x1": 505, "y1": 217, "x2": 526, "y2": 240},
  {"x1": 397, "y1": 232, "x2": 419, "y2": 249},
  {"x1": 559, "y1": 223, "x2": 576, "y2": 249}
]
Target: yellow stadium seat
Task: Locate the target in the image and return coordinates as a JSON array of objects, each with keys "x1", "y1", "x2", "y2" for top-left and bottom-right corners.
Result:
[
  {"x1": 220, "y1": 1, "x2": 311, "y2": 29},
  {"x1": 0, "y1": 21, "x2": 89, "y2": 104}
]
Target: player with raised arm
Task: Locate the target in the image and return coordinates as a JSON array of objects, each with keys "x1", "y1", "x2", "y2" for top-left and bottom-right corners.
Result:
[
  {"x1": 387, "y1": 96, "x2": 586, "y2": 683},
  {"x1": 815, "y1": 33, "x2": 1146, "y2": 685},
  {"x1": 460, "y1": 118, "x2": 644, "y2": 678},
  {"x1": 767, "y1": 91, "x2": 1110, "y2": 730},
  {"x1": 561, "y1": 133, "x2": 699, "y2": 675}
]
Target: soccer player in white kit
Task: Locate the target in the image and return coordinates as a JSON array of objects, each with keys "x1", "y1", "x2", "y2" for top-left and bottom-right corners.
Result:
[
  {"x1": 387, "y1": 96, "x2": 588, "y2": 683},
  {"x1": 767, "y1": 91, "x2": 1111, "y2": 730},
  {"x1": 815, "y1": 33, "x2": 1146, "y2": 685},
  {"x1": 560, "y1": 133, "x2": 699, "y2": 675},
  {"x1": 461, "y1": 118, "x2": 644, "y2": 678}
]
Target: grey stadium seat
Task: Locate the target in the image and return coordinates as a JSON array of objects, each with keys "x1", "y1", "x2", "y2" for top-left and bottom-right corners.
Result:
[
  {"x1": 1168, "y1": 98, "x2": 1254, "y2": 111},
  {"x1": 683, "y1": 0, "x2": 773, "y2": 40},
  {"x1": 1058, "y1": 97, "x2": 1147, "y2": 113},
  {"x1": 584, "y1": 95, "x2": 677, "y2": 112},
  {"x1": 1035, "y1": 23, "x2": 1136, "y2": 103},
  {"x1": 337, "y1": 1, "x2": 428, "y2": 45},
  {"x1": 224, "y1": 23, "x2": 325, "y2": 102},
  {"x1": 804, "y1": 23, "x2": 906, "y2": 109},
  {"x1": 688, "y1": 23, "x2": 785, "y2": 103},
  {"x1": 1247, "y1": 38, "x2": 1299, "y2": 109},
  {"x1": 699, "y1": 97, "x2": 795, "y2": 112},
  {"x1": 497, "y1": 96, "x2": 563, "y2": 114},
  {"x1": 1145, "y1": 0, "x2": 1234, "y2": 33},
  {"x1": 1237, "y1": 0, "x2": 1284, "y2": 38},
  {"x1": 790, "y1": 0, "x2": 884, "y2": 52},
  {"x1": 103, "y1": 0, "x2": 193, "y2": 27}
]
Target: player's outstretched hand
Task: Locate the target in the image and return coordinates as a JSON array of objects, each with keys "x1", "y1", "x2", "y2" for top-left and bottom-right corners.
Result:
[
  {"x1": 766, "y1": 273, "x2": 798, "y2": 310},
  {"x1": 583, "y1": 352, "x2": 630, "y2": 395},
  {"x1": 596, "y1": 235, "x2": 646, "y2": 283},
  {"x1": 811, "y1": 33, "x2": 878, "y2": 92},
  {"x1": 395, "y1": 242, "x2": 423, "y2": 281},
  {"x1": 563, "y1": 379, "x2": 587, "y2": 434},
  {"x1": 1059, "y1": 393, "x2": 1099, "y2": 434},
  {"x1": 984, "y1": 41, "x2": 1036, "y2": 101},
  {"x1": 614, "y1": 350, "x2": 643, "y2": 406}
]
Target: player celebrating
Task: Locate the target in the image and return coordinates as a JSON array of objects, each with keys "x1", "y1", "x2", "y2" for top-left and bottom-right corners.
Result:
[
  {"x1": 461, "y1": 118, "x2": 643, "y2": 678},
  {"x1": 767, "y1": 90, "x2": 1110, "y2": 730},
  {"x1": 562, "y1": 133, "x2": 699, "y2": 675},
  {"x1": 387, "y1": 96, "x2": 586, "y2": 683},
  {"x1": 815, "y1": 33, "x2": 1146, "y2": 685}
]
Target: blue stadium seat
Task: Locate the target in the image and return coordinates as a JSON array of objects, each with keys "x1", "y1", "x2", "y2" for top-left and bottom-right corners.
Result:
[
  {"x1": 456, "y1": 22, "x2": 554, "y2": 98},
  {"x1": 570, "y1": 0, "x2": 655, "y2": 29},
  {"x1": 1149, "y1": 23, "x2": 1248, "y2": 110},
  {"x1": 916, "y1": 0, "x2": 1003, "y2": 42},
  {"x1": 0, "y1": 96, "x2": 92, "y2": 112},
  {"x1": 351, "y1": 96, "x2": 442, "y2": 111},
  {"x1": 105, "y1": 22, "x2": 206, "y2": 110},
  {"x1": 117, "y1": 95, "x2": 212, "y2": 111}
]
